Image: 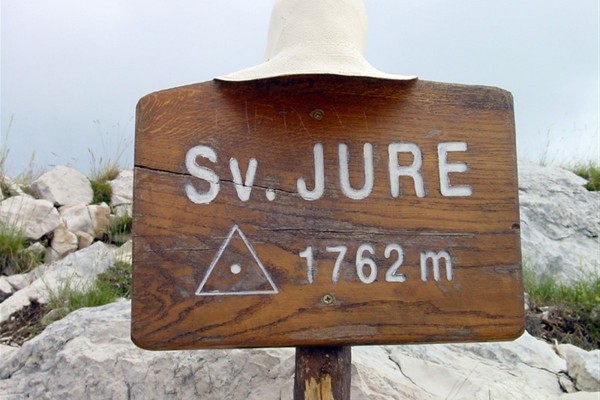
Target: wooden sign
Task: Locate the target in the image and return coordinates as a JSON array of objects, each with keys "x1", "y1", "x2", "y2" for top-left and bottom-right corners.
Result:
[{"x1": 131, "y1": 76, "x2": 524, "y2": 350}]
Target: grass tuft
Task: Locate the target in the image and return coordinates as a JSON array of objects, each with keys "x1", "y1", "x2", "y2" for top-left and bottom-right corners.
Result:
[
  {"x1": 0, "y1": 222, "x2": 43, "y2": 275},
  {"x1": 47, "y1": 261, "x2": 132, "y2": 319},
  {"x1": 88, "y1": 154, "x2": 120, "y2": 205},
  {"x1": 96, "y1": 261, "x2": 132, "y2": 298},
  {"x1": 568, "y1": 161, "x2": 600, "y2": 191},
  {"x1": 87, "y1": 120, "x2": 132, "y2": 205},
  {"x1": 101, "y1": 213, "x2": 133, "y2": 246},
  {"x1": 90, "y1": 179, "x2": 113, "y2": 204}
]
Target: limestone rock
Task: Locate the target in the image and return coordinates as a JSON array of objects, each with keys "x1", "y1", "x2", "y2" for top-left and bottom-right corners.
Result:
[
  {"x1": 0, "y1": 175, "x2": 25, "y2": 198},
  {"x1": 29, "y1": 166, "x2": 93, "y2": 206},
  {"x1": 559, "y1": 344, "x2": 600, "y2": 391},
  {"x1": 0, "y1": 242, "x2": 114, "y2": 324},
  {"x1": 114, "y1": 240, "x2": 132, "y2": 264},
  {"x1": 58, "y1": 204, "x2": 93, "y2": 235},
  {"x1": 0, "y1": 301, "x2": 573, "y2": 399},
  {"x1": 89, "y1": 202, "x2": 110, "y2": 238},
  {"x1": 46, "y1": 224, "x2": 78, "y2": 263},
  {"x1": 109, "y1": 170, "x2": 133, "y2": 207},
  {"x1": 75, "y1": 231, "x2": 94, "y2": 249},
  {"x1": 0, "y1": 277, "x2": 13, "y2": 302},
  {"x1": 25, "y1": 242, "x2": 46, "y2": 259},
  {"x1": 0, "y1": 196, "x2": 61, "y2": 240},
  {"x1": 0, "y1": 344, "x2": 18, "y2": 361},
  {"x1": 5, "y1": 273, "x2": 30, "y2": 291},
  {"x1": 58, "y1": 202, "x2": 110, "y2": 239},
  {"x1": 113, "y1": 203, "x2": 132, "y2": 217},
  {"x1": 560, "y1": 392, "x2": 600, "y2": 399},
  {"x1": 518, "y1": 160, "x2": 600, "y2": 283}
]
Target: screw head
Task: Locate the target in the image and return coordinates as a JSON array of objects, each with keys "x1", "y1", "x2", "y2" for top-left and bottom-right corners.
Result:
[
  {"x1": 310, "y1": 109, "x2": 325, "y2": 120},
  {"x1": 322, "y1": 293, "x2": 335, "y2": 305}
]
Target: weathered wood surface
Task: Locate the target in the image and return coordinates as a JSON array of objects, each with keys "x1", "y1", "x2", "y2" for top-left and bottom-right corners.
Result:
[
  {"x1": 131, "y1": 76, "x2": 523, "y2": 350},
  {"x1": 294, "y1": 347, "x2": 351, "y2": 400}
]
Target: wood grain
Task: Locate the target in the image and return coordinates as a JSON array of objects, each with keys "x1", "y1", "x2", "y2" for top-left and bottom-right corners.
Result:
[
  {"x1": 294, "y1": 346, "x2": 351, "y2": 400},
  {"x1": 131, "y1": 76, "x2": 524, "y2": 350}
]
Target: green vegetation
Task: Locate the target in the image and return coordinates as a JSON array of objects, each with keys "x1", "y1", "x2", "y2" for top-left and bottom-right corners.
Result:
[
  {"x1": 568, "y1": 161, "x2": 600, "y2": 191},
  {"x1": 0, "y1": 222, "x2": 43, "y2": 275},
  {"x1": 89, "y1": 153, "x2": 120, "y2": 205},
  {"x1": 88, "y1": 129, "x2": 130, "y2": 205},
  {"x1": 87, "y1": 122, "x2": 131, "y2": 205},
  {"x1": 47, "y1": 261, "x2": 132, "y2": 319},
  {"x1": 90, "y1": 179, "x2": 113, "y2": 204},
  {"x1": 524, "y1": 267, "x2": 600, "y2": 350},
  {"x1": 107, "y1": 213, "x2": 133, "y2": 245},
  {"x1": 97, "y1": 261, "x2": 132, "y2": 299}
]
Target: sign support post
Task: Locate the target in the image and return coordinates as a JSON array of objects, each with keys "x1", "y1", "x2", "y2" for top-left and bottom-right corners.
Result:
[{"x1": 294, "y1": 346, "x2": 351, "y2": 400}]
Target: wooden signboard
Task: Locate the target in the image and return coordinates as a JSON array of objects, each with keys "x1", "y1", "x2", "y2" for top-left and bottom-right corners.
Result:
[{"x1": 131, "y1": 76, "x2": 524, "y2": 350}]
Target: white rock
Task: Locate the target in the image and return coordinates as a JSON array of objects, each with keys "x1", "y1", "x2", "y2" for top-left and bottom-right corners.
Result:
[
  {"x1": 381, "y1": 332, "x2": 566, "y2": 399},
  {"x1": 113, "y1": 204, "x2": 132, "y2": 218},
  {"x1": 25, "y1": 242, "x2": 46, "y2": 257},
  {"x1": 559, "y1": 344, "x2": 600, "y2": 391},
  {"x1": 0, "y1": 195, "x2": 61, "y2": 240},
  {"x1": 114, "y1": 240, "x2": 132, "y2": 264},
  {"x1": 5, "y1": 273, "x2": 30, "y2": 291},
  {"x1": 560, "y1": 392, "x2": 600, "y2": 399},
  {"x1": 59, "y1": 202, "x2": 110, "y2": 239},
  {"x1": 0, "y1": 344, "x2": 18, "y2": 361},
  {"x1": 75, "y1": 231, "x2": 94, "y2": 249},
  {"x1": 519, "y1": 160, "x2": 600, "y2": 283},
  {"x1": 0, "y1": 300, "x2": 572, "y2": 399},
  {"x1": 0, "y1": 242, "x2": 115, "y2": 324},
  {"x1": 0, "y1": 277, "x2": 13, "y2": 301},
  {"x1": 59, "y1": 204, "x2": 93, "y2": 235},
  {"x1": 1, "y1": 176, "x2": 25, "y2": 198},
  {"x1": 89, "y1": 202, "x2": 110, "y2": 239},
  {"x1": 109, "y1": 170, "x2": 133, "y2": 207},
  {"x1": 29, "y1": 166, "x2": 93, "y2": 206},
  {"x1": 47, "y1": 224, "x2": 78, "y2": 262}
]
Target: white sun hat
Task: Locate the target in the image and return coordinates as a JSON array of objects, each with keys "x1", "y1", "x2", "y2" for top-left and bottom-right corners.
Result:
[{"x1": 217, "y1": 0, "x2": 416, "y2": 81}]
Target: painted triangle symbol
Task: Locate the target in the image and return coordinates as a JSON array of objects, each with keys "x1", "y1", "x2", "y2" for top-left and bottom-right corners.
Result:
[{"x1": 196, "y1": 225, "x2": 279, "y2": 296}]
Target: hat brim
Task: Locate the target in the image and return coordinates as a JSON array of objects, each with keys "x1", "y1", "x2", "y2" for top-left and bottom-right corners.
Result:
[{"x1": 216, "y1": 52, "x2": 416, "y2": 81}]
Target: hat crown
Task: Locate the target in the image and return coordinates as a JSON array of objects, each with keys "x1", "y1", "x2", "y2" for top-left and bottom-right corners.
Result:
[
  {"x1": 216, "y1": 0, "x2": 416, "y2": 81},
  {"x1": 264, "y1": 0, "x2": 368, "y2": 61}
]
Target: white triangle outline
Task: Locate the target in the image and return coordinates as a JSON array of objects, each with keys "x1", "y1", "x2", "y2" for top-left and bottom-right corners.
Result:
[{"x1": 195, "y1": 224, "x2": 279, "y2": 296}]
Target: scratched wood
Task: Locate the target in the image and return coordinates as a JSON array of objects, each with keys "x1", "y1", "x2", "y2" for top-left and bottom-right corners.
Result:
[
  {"x1": 294, "y1": 347, "x2": 351, "y2": 400},
  {"x1": 131, "y1": 75, "x2": 524, "y2": 350}
]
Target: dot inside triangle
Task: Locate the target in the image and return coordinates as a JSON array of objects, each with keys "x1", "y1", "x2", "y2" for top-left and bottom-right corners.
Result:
[{"x1": 230, "y1": 263, "x2": 242, "y2": 275}]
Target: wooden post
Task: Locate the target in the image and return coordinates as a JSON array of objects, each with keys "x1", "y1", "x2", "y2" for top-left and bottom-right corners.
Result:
[{"x1": 294, "y1": 346, "x2": 351, "y2": 400}]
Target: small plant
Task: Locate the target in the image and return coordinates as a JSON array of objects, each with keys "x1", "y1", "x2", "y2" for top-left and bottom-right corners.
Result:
[
  {"x1": 47, "y1": 261, "x2": 133, "y2": 319},
  {"x1": 0, "y1": 221, "x2": 43, "y2": 275},
  {"x1": 524, "y1": 267, "x2": 600, "y2": 350},
  {"x1": 87, "y1": 120, "x2": 132, "y2": 205},
  {"x1": 90, "y1": 179, "x2": 113, "y2": 204},
  {"x1": 47, "y1": 280, "x2": 117, "y2": 320},
  {"x1": 569, "y1": 161, "x2": 600, "y2": 191},
  {"x1": 106, "y1": 213, "x2": 132, "y2": 245},
  {"x1": 87, "y1": 120, "x2": 133, "y2": 205},
  {"x1": 97, "y1": 261, "x2": 132, "y2": 299}
]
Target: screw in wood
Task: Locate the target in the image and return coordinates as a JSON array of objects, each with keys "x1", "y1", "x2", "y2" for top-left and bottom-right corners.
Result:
[
  {"x1": 322, "y1": 293, "x2": 335, "y2": 305},
  {"x1": 310, "y1": 109, "x2": 325, "y2": 120}
]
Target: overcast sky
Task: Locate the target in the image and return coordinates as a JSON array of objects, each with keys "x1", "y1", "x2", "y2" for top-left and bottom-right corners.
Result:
[{"x1": 1, "y1": 0, "x2": 598, "y2": 176}]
